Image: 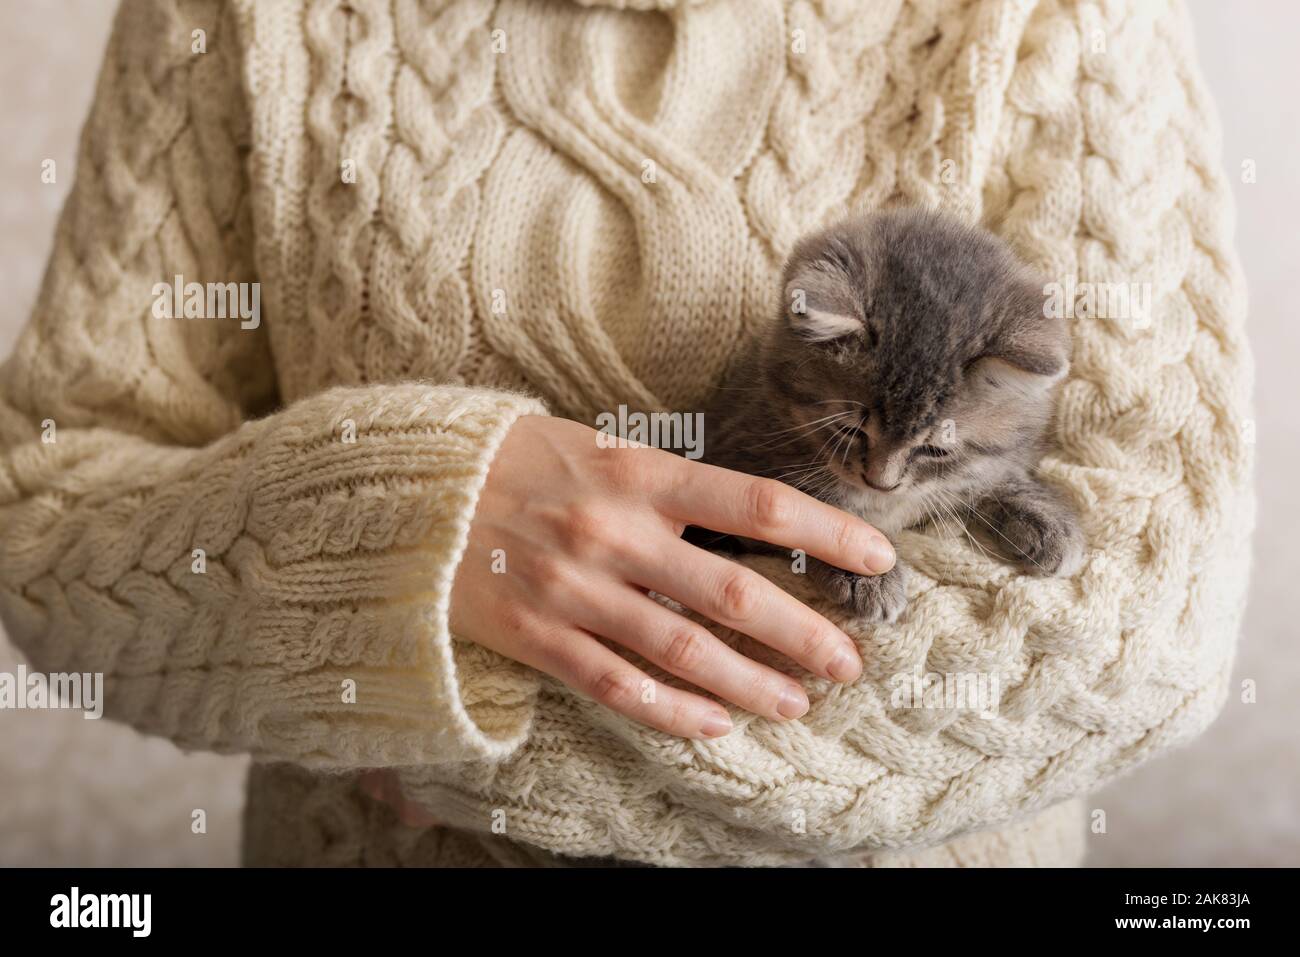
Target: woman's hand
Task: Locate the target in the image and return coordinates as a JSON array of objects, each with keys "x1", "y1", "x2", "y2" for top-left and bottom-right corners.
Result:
[
  {"x1": 449, "y1": 415, "x2": 896, "y2": 738},
  {"x1": 357, "y1": 770, "x2": 441, "y2": 827}
]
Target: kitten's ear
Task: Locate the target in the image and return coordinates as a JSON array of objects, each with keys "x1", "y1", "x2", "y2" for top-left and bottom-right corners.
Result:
[
  {"x1": 972, "y1": 276, "x2": 1070, "y2": 390},
  {"x1": 965, "y1": 355, "x2": 1062, "y2": 397},
  {"x1": 783, "y1": 272, "x2": 863, "y2": 342}
]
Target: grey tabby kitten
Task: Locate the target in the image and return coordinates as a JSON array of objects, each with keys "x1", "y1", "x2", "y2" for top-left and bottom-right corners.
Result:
[{"x1": 693, "y1": 208, "x2": 1084, "y2": 623}]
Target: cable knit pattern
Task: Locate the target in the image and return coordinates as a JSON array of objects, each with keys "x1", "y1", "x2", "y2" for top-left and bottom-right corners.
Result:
[
  {"x1": 0, "y1": 0, "x2": 1250, "y2": 868},
  {"x1": 0, "y1": 0, "x2": 546, "y2": 770}
]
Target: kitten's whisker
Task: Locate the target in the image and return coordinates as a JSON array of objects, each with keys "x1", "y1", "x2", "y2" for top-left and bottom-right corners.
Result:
[
  {"x1": 919, "y1": 500, "x2": 943, "y2": 534},
  {"x1": 932, "y1": 498, "x2": 963, "y2": 539},
  {"x1": 828, "y1": 427, "x2": 853, "y2": 471},
  {"x1": 961, "y1": 497, "x2": 1051, "y2": 574},
  {"x1": 808, "y1": 476, "x2": 841, "y2": 500},
  {"x1": 768, "y1": 465, "x2": 829, "y2": 483},
  {"x1": 817, "y1": 413, "x2": 862, "y2": 477},
  {"x1": 765, "y1": 445, "x2": 842, "y2": 479},
  {"x1": 921, "y1": 500, "x2": 964, "y2": 549},
  {"x1": 789, "y1": 471, "x2": 835, "y2": 498},
  {"x1": 923, "y1": 494, "x2": 956, "y2": 536},
  {"x1": 752, "y1": 412, "x2": 856, "y2": 452},
  {"x1": 763, "y1": 463, "x2": 824, "y2": 476},
  {"x1": 837, "y1": 414, "x2": 867, "y2": 468},
  {"x1": 932, "y1": 488, "x2": 993, "y2": 561},
  {"x1": 805, "y1": 422, "x2": 855, "y2": 475},
  {"x1": 761, "y1": 410, "x2": 855, "y2": 437}
]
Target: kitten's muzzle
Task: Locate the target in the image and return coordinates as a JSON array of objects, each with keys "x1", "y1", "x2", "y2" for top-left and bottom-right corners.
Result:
[{"x1": 862, "y1": 476, "x2": 901, "y2": 493}]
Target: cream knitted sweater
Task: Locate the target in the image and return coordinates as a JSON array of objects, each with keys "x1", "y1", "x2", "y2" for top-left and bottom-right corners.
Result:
[{"x1": 0, "y1": 0, "x2": 1251, "y2": 867}]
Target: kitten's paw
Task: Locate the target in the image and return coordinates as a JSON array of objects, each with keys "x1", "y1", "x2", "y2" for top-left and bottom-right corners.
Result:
[
  {"x1": 986, "y1": 500, "x2": 1085, "y2": 578},
  {"x1": 811, "y1": 560, "x2": 909, "y2": 623}
]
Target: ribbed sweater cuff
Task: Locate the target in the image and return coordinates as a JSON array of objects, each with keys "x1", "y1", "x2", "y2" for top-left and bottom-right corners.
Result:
[
  {"x1": 0, "y1": 383, "x2": 556, "y2": 769},
  {"x1": 232, "y1": 383, "x2": 549, "y2": 768}
]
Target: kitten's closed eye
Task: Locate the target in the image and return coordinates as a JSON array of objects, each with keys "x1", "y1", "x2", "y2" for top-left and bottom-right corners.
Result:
[{"x1": 911, "y1": 445, "x2": 952, "y2": 459}]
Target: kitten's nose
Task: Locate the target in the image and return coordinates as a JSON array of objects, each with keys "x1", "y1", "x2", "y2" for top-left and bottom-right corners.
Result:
[{"x1": 862, "y1": 444, "x2": 906, "y2": 491}]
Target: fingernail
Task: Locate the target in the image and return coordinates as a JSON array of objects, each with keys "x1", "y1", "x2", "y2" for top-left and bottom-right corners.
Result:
[
  {"x1": 777, "y1": 686, "x2": 809, "y2": 719},
  {"x1": 865, "y1": 535, "x2": 896, "y2": 574},
  {"x1": 827, "y1": 647, "x2": 862, "y2": 682},
  {"x1": 700, "y1": 713, "x2": 733, "y2": 738}
]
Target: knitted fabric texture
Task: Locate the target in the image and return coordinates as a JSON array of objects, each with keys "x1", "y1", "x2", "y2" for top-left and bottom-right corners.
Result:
[{"x1": 0, "y1": 0, "x2": 1251, "y2": 867}]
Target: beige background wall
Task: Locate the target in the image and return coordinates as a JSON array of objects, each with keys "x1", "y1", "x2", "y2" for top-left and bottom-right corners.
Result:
[{"x1": 0, "y1": 0, "x2": 1295, "y2": 866}]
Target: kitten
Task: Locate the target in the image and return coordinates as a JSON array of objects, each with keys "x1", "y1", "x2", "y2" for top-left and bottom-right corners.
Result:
[{"x1": 694, "y1": 208, "x2": 1084, "y2": 623}]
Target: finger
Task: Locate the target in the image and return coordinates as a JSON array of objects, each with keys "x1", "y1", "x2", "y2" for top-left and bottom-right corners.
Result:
[
  {"x1": 521, "y1": 624, "x2": 735, "y2": 739},
  {"x1": 358, "y1": 770, "x2": 442, "y2": 828},
  {"x1": 577, "y1": 585, "x2": 810, "y2": 721},
  {"x1": 357, "y1": 770, "x2": 385, "y2": 802},
  {"x1": 655, "y1": 463, "x2": 896, "y2": 574},
  {"x1": 627, "y1": 539, "x2": 863, "y2": 682},
  {"x1": 394, "y1": 794, "x2": 441, "y2": 828}
]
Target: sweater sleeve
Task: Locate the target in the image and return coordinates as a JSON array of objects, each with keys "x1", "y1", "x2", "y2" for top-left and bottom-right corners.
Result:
[{"x1": 0, "y1": 0, "x2": 545, "y2": 769}]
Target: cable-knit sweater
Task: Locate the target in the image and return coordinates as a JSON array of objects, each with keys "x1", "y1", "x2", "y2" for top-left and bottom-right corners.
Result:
[{"x1": 0, "y1": 0, "x2": 1251, "y2": 867}]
